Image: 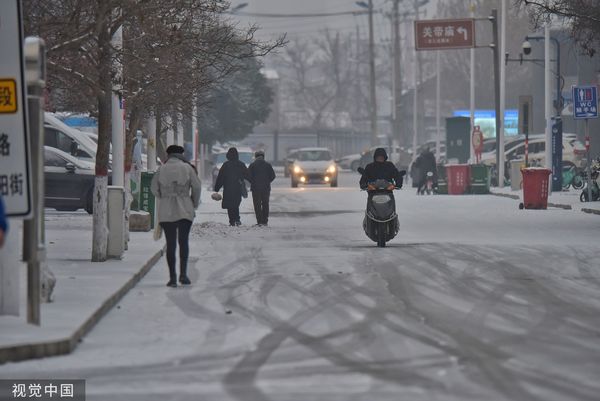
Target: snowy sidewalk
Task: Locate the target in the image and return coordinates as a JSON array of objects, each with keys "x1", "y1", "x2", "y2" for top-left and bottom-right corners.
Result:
[
  {"x1": 490, "y1": 185, "x2": 600, "y2": 214},
  {"x1": 0, "y1": 211, "x2": 164, "y2": 364}
]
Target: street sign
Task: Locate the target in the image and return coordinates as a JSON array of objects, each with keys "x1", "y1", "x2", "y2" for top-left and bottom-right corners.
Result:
[
  {"x1": 572, "y1": 85, "x2": 598, "y2": 119},
  {"x1": 415, "y1": 18, "x2": 475, "y2": 51},
  {"x1": 0, "y1": 0, "x2": 32, "y2": 217}
]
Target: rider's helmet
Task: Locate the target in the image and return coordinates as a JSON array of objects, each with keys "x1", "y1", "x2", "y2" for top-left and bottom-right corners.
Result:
[{"x1": 373, "y1": 148, "x2": 388, "y2": 161}]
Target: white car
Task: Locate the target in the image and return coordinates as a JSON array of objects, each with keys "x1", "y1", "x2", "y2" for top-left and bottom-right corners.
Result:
[
  {"x1": 336, "y1": 153, "x2": 361, "y2": 171},
  {"x1": 290, "y1": 148, "x2": 338, "y2": 188},
  {"x1": 44, "y1": 113, "x2": 99, "y2": 162},
  {"x1": 481, "y1": 134, "x2": 585, "y2": 168}
]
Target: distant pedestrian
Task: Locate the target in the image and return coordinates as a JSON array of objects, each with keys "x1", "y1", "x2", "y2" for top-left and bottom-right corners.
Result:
[
  {"x1": 151, "y1": 145, "x2": 202, "y2": 288},
  {"x1": 248, "y1": 150, "x2": 276, "y2": 226},
  {"x1": 0, "y1": 195, "x2": 7, "y2": 249},
  {"x1": 417, "y1": 148, "x2": 437, "y2": 194},
  {"x1": 213, "y1": 147, "x2": 250, "y2": 226}
]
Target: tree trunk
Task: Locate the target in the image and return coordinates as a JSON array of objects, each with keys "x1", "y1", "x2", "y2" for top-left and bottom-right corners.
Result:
[
  {"x1": 123, "y1": 106, "x2": 142, "y2": 250},
  {"x1": 92, "y1": 32, "x2": 112, "y2": 262}
]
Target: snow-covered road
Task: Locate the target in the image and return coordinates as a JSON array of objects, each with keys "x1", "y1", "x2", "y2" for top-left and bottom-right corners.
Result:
[{"x1": 2, "y1": 172, "x2": 600, "y2": 401}]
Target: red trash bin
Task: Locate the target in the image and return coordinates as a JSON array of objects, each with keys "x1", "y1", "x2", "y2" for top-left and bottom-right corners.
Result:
[
  {"x1": 445, "y1": 164, "x2": 471, "y2": 195},
  {"x1": 520, "y1": 168, "x2": 552, "y2": 209}
]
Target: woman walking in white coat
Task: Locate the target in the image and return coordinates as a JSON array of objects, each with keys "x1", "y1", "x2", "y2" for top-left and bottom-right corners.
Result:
[{"x1": 151, "y1": 145, "x2": 202, "y2": 287}]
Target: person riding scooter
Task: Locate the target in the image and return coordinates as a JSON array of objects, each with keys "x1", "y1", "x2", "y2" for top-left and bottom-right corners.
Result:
[
  {"x1": 358, "y1": 147, "x2": 406, "y2": 247},
  {"x1": 359, "y1": 147, "x2": 405, "y2": 193},
  {"x1": 416, "y1": 148, "x2": 437, "y2": 195}
]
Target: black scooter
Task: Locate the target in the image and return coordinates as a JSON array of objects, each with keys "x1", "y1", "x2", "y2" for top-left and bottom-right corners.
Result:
[{"x1": 358, "y1": 167, "x2": 402, "y2": 247}]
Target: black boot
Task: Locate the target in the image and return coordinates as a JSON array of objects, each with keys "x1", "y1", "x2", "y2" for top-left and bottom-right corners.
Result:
[
  {"x1": 179, "y1": 265, "x2": 191, "y2": 285},
  {"x1": 166, "y1": 265, "x2": 177, "y2": 288}
]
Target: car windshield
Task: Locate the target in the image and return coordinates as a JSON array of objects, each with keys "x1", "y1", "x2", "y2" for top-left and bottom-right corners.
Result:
[{"x1": 297, "y1": 150, "x2": 332, "y2": 161}]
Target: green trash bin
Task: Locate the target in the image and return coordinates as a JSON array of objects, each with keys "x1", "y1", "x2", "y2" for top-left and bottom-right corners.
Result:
[
  {"x1": 139, "y1": 172, "x2": 156, "y2": 228},
  {"x1": 436, "y1": 164, "x2": 448, "y2": 194},
  {"x1": 470, "y1": 164, "x2": 491, "y2": 194}
]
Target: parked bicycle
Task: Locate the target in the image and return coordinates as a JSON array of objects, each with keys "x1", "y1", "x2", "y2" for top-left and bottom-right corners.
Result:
[
  {"x1": 562, "y1": 164, "x2": 585, "y2": 190},
  {"x1": 580, "y1": 159, "x2": 600, "y2": 202}
]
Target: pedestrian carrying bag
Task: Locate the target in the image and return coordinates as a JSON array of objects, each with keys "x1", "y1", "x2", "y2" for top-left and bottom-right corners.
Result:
[
  {"x1": 153, "y1": 198, "x2": 162, "y2": 241},
  {"x1": 240, "y1": 179, "x2": 248, "y2": 198}
]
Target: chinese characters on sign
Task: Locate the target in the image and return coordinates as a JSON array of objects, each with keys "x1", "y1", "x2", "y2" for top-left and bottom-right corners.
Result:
[
  {"x1": 572, "y1": 85, "x2": 598, "y2": 119},
  {"x1": 0, "y1": 79, "x2": 18, "y2": 113},
  {"x1": 415, "y1": 19, "x2": 475, "y2": 51},
  {"x1": 0, "y1": 380, "x2": 85, "y2": 400},
  {"x1": 0, "y1": 0, "x2": 32, "y2": 217}
]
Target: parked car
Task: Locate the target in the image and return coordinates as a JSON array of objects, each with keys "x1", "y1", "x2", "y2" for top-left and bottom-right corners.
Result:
[
  {"x1": 359, "y1": 146, "x2": 412, "y2": 171},
  {"x1": 211, "y1": 147, "x2": 254, "y2": 190},
  {"x1": 44, "y1": 113, "x2": 98, "y2": 162},
  {"x1": 336, "y1": 153, "x2": 362, "y2": 171},
  {"x1": 290, "y1": 148, "x2": 338, "y2": 188},
  {"x1": 44, "y1": 146, "x2": 108, "y2": 214},
  {"x1": 481, "y1": 134, "x2": 585, "y2": 168}
]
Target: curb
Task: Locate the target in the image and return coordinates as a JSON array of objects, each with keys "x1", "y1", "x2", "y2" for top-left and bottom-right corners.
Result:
[
  {"x1": 489, "y1": 192, "x2": 519, "y2": 200},
  {"x1": 490, "y1": 191, "x2": 600, "y2": 213},
  {"x1": 0, "y1": 247, "x2": 164, "y2": 365}
]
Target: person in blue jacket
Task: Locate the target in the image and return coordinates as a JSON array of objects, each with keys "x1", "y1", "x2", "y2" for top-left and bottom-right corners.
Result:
[{"x1": 0, "y1": 195, "x2": 7, "y2": 248}]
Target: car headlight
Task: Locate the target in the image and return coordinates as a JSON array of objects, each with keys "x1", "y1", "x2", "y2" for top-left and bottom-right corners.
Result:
[
  {"x1": 293, "y1": 165, "x2": 302, "y2": 174},
  {"x1": 327, "y1": 164, "x2": 336, "y2": 173}
]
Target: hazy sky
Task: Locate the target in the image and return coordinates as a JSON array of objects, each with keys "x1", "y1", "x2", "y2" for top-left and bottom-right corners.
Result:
[{"x1": 230, "y1": 0, "x2": 439, "y2": 42}]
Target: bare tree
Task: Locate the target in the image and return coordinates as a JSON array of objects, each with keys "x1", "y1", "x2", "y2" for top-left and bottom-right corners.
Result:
[
  {"x1": 278, "y1": 31, "x2": 360, "y2": 131},
  {"x1": 24, "y1": 0, "x2": 283, "y2": 261},
  {"x1": 518, "y1": 0, "x2": 600, "y2": 56}
]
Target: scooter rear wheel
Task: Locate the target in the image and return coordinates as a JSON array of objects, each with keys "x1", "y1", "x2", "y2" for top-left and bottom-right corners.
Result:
[{"x1": 377, "y1": 224, "x2": 386, "y2": 247}]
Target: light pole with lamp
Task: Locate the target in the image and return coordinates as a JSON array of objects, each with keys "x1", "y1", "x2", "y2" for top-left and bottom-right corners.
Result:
[
  {"x1": 507, "y1": 34, "x2": 562, "y2": 189},
  {"x1": 356, "y1": 1, "x2": 378, "y2": 146}
]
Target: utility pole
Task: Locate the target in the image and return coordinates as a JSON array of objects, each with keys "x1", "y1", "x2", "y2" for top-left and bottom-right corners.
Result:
[
  {"x1": 544, "y1": 24, "x2": 552, "y2": 187},
  {"x1": 111, "y1": 25, "x2": 124, "y2": 188},
  {"x1": 392, "y1": 0, "x2": 402, "y2": 148},
  {"x1": 498, "y1": 0, "x2": 506, "y2": 187},
  {"x1": 367, "y1": 0, "x2": 378, "y2": 146},
  {"x1": 469, "y1": 2, "x2": 476, "y2": 163},
  {"x1": 411, "y1": 0, "x2": 424, "y2": 161},
  {"x1": 491, "y1": 9, "x2": 501, "y2": 186}
]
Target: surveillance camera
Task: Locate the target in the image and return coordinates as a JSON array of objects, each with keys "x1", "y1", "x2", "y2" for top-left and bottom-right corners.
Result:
[{"x1": 522, "y1": 40, "x2": 532, "y2": 55}]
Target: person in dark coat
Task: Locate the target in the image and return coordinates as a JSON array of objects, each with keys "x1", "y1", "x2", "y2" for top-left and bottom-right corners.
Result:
[
  {"x1": 214, "y1": 147, "x2": 250, "y2": 226},
  {"x1": 248, "y1": 150, "x2": 276, "y2": 226},
  {"x1": 416, "y1": 148, "x2": 438, "y2": 194},
  {"x1": 359, "y1": 148, "x2": 405, "y2": 189}
]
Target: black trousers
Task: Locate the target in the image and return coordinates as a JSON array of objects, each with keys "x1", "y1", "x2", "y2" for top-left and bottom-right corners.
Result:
[
  {"x1": 252, "y1": 190, "x2": 271, "y2": 225},
  {"x1": 160, "y1": 219, "x2": 192, "y2": 280},
  {"x1": 227, "y1": 208, "x2": 240, "y2": 225}
]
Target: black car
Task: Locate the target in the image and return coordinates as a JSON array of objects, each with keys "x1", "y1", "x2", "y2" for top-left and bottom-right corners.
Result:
[{"x1": 44, "y1": 146, "x2": 102, "y2": 214}]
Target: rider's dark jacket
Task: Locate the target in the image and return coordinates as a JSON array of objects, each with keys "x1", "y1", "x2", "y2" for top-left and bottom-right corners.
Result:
[{"x1": 359, "y1": 148, "x2": 405, "y2": 189}]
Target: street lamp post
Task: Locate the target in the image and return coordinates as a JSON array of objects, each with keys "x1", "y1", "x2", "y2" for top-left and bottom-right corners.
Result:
[
  {"x1": 356, "y1": 1, "x2": 378, "y2": 146},
  {"x1": 511, "y1": 34, "x2": 562, "y2": 189}
]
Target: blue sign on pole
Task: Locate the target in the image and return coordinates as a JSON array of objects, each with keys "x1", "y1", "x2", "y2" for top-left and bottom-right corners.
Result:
[
  {"x1": 572, "y1": 85, "x2": 598, "y2": 119},
  {"x1": 551, "y1": 117, "x2": 563, "y2": 191}
]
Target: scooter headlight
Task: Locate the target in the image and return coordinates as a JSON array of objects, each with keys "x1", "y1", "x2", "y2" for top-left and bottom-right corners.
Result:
[
  {"x1": 293, "y1": 165, "x2": 302, "y2": 174},
  {"x1": 372, "y1": 194, "x2": 391, "y2": 204},
  {"x1": 327, "y1": 164, "x2": 336, "y2": 173}
]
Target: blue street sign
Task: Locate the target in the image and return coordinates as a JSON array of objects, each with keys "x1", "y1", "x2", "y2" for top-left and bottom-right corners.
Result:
[{"x1": 572, "y1": 85, "x2": 598, "y2": 119}]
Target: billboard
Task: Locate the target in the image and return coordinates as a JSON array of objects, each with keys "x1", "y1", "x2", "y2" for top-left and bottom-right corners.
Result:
[{"x1": 452, "y1": 109, "x2": 519, "y2": 138}]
